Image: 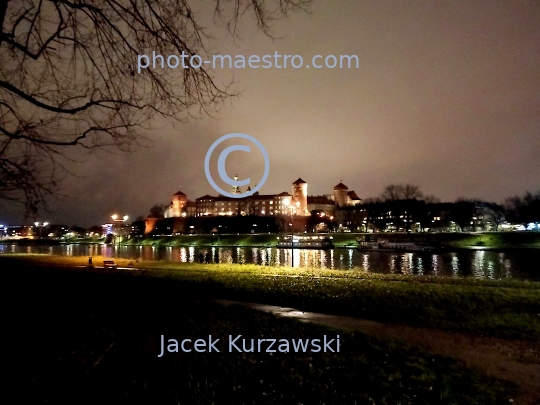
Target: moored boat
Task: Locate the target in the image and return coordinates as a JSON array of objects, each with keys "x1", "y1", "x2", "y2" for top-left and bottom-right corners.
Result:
[{"x1": 277, "y1": 234, "x2": 334, "y2": 249}]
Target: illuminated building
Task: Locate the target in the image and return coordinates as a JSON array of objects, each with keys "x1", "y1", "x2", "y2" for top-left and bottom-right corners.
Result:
[{"x1": 157, "y1": 176, "x2": 363, "y2": 221}]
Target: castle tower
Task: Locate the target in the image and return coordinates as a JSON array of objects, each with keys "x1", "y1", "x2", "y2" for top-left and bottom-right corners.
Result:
[
  {"x1": 333, "y1": 182, "x2": 349, "y2": 207},
  {"x1": 171, "y1": 190, "x2": 187, "y2": 217},
  {"x1": 292, "y1": 178, "x2": 308, "y2": 215}
]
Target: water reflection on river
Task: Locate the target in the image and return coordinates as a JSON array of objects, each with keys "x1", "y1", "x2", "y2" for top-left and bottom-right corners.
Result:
[{"x1": 1, "y1": 244, "x2": 538, "y2": 281}]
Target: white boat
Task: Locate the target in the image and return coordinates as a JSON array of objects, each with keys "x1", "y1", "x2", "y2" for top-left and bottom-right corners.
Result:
[{"x1": 277, "y1": 234, "x2": 334, "y2": 249}]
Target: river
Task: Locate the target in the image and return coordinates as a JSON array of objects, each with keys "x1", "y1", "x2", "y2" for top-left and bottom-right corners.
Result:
[{"x1": 2, "y1": 243, "x2": 539, "y2": 281}]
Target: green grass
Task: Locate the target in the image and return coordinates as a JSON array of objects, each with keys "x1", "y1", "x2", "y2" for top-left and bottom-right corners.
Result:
[
  {"x1": 14, "y1": 266, "x2": 517, "y2": 404},
  {"x1": 4, "y1": 255, "x2": 540, "y2": 340},
  {"x1": 328, "y1": 232, "x2": 540, "y2": 249},
  {"x1": 123, "y1": 233, "x2": 279, "y2": 247}
]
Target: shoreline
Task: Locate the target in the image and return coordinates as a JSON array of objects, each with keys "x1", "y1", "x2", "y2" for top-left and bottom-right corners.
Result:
[{"x1": 2, "y1": 231, "x2": 540, "y2": 252}]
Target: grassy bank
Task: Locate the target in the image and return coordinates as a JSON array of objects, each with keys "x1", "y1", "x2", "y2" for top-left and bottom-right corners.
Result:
[
  {"x1": 119, "y1": 231, "x2": 540, "y2": 249},
  {"x1": 4, "y1": 255, "x2": 540, "y2": 340},
  {"x1": 13, "y1": 264, "x2": 517, "y2": 404},
  {"x1": 327, "y1": 231, "x2": 540, "y2": 249},
  {"x1": 123, "y1": 233, "x2": 279, "y2": 247}
]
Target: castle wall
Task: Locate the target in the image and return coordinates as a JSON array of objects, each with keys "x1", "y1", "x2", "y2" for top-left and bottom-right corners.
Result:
[{"x1": 144, "y1": 217, "x2": 159, "y2": 234}]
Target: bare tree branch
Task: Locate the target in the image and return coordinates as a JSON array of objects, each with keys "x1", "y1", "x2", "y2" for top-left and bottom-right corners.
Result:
[{"x1": 0, "y1": 0, "x2": 311, "y2": 216}]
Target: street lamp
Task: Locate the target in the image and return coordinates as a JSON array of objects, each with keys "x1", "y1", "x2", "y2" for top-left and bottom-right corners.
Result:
[
  {"x1": 33, "y1": 221, "x2": 48, "y2": 239},
  {"x1": 110, "y1": 214, "x2": 128, "y2": 240}
]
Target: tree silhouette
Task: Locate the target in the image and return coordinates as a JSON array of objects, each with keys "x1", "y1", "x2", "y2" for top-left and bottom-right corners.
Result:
[
  {"x1": 449, "y1": 200, "x2": 476, "y2": 232},
  {"x1": 149, "y1": 204, "x2": 166, "y2": 219},
  {"x1": 0, "y1": 0, "x2": 310, "y2": 215},
  {"x1": 505, "y1": 190, "x2": 540, "y2": 226},
  {"x1": 380, "y1": 184, "x2": 423, "y2": 201}
]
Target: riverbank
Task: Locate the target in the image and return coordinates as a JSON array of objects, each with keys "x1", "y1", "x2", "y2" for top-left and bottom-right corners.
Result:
[
  {"x1": 4, "y1": 254, "x2": 539, "y2": 340},
  {"x1": 12, "y1": 263, "x2": 522, "y2": 404},
  {"x1": 118, "y1": 232, "x2": 540, "y2": 250},
  {"x1": 3, "y1": 231, "x2": 539, "y2": 250}
]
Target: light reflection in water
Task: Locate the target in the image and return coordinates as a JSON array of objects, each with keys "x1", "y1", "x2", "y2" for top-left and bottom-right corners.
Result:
[
  {"x1": 390, "y1": 255, "x2": 396, "y2": 273},
  {"x1": 451, "y1": 254, "x2": 459, "y2": 276},
  {"x1": 362, "y1": 254, "x2": 369, "y2": 271},
  {"x1": 487, "y1": 260, "x2": 494, "y2": 279},
  {"x1": 1, "y1": 243, "x2": 538, "y2": 280},
  {"x1": 292, "y1": 249, "x2": 300, "y2": 268},
  {"x1": 473, "y1": 251, "x2": 485, "y2": 278},
  {"x1": 266, "y1": 248, "x2": 272, "y2": 266},
  {"x1": 236, "y1": 247, "x2": 245, "y2": 264},
  {"x1": 320, "y1": 250, "x2": 327, "y2": 269},
  {"x1": 399, "y1": 254, "x2": 410, "y2": 275},
  {"x1": 503, "y1": 255, "x2": 512, "y2": 279},
  {"x1": 180, "y1": 247, "x2": 187, "y2": 263},
  {"x1": 432, "y1": 254, "x2": 439, "y2": 275},
  {"x1": 252, "y1": 248, "x2": 259, "y2": 265}
]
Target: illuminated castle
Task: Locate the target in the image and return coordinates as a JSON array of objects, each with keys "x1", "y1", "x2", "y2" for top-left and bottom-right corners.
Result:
[
  {"x1": 163, "y1": 178, "x2": 361, "y2": 218},
  {"x1": 164, "y1": 190, "x2": 196, "y2": 218}
]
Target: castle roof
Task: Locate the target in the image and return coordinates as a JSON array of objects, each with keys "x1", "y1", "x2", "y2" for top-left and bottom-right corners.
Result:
[
  {"x1": 347, "y1": 190, "x2": 360, "y2": 200},
  {"x1": 334, "y1": 182, "x2": 348, "y2": 190},
  {"x1": 307, "y1": 195, "x2": 334, "y2": 205},
  {"x1": 251, "y1": 194, "x2": 274, "y2": 200},
  {"x1": 174, "y1": 190, "x2": 186, "y2": 196},
  {"x1": 197, "y1": 192, "x2": 293, "y2": 201},
  {"x1": 293, "y1": 178, "x2": 306, "y2": 185}
]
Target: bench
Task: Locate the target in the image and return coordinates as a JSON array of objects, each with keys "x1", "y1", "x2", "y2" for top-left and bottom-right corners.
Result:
[{"x1": 103, "y1": 260, "x2": 118, "y2": 270}]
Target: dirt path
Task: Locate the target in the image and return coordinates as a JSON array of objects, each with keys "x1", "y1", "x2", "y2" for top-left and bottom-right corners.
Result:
[{"x1": 214, "y1": 299, "x2": 540, "y2": 405}]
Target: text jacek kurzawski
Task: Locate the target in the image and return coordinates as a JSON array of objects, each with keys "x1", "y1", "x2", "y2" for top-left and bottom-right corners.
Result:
[{"x1": 157, "y1": 335, "x2": 340, "y2": 357}]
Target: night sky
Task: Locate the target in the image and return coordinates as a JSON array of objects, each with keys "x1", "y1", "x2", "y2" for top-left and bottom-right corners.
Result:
[{"x1": 2, "y1": 0, "x2": 539, "y2": 227}]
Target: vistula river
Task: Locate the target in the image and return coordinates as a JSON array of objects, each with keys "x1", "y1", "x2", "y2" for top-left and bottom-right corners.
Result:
[{"x1": 1, "y1": 243, "x2": 539, "y2": 281}]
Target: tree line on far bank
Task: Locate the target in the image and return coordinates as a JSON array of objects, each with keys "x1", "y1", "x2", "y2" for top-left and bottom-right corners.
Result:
[
  {"x1": 340, "y1": 185, "x2": 539, "y2": 232},
  {"x1": 140, "y1": 185, "x2": 540, "y2": 234}
]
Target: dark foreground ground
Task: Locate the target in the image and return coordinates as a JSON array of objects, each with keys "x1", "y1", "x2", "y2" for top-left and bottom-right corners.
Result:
[{"x1": 8, "y1": 262, "x2": 522, "y2": 404}]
